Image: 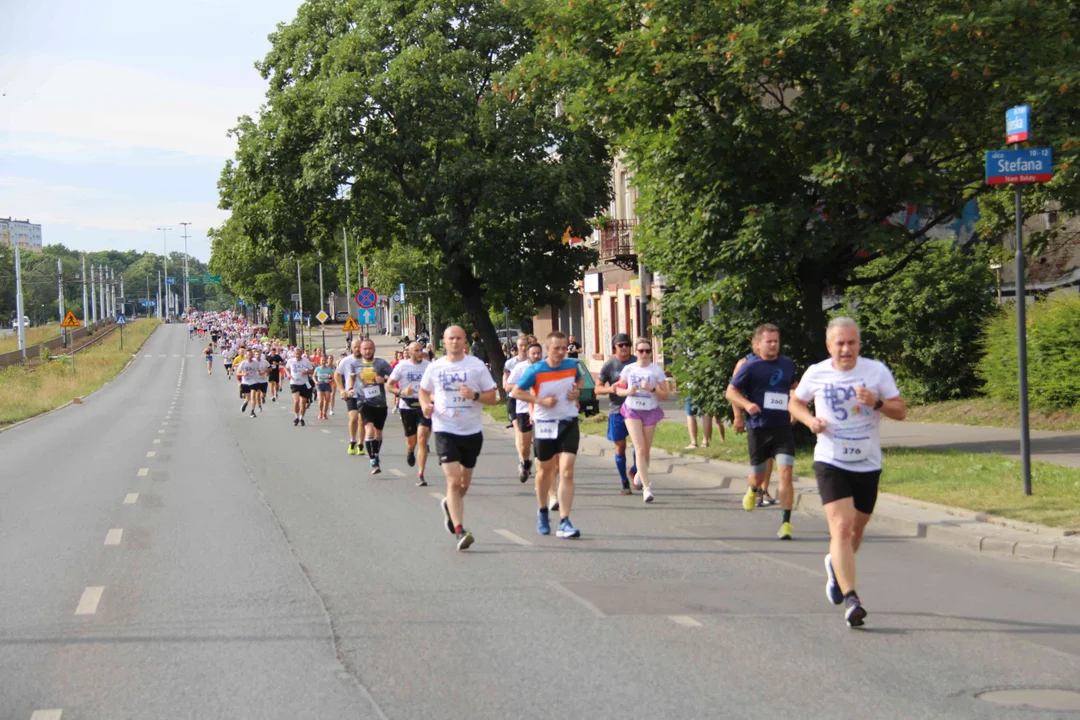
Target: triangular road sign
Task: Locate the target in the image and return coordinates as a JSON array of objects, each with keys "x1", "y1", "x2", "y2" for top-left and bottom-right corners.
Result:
[
  {"x1": 116, "y1": 315, "x2": 127, "y2": 326},
  {"x1": 292, "y1": 311, "x2": 303, "y2": 321},
  {"x1": 342, "y1": 315, "x2": 360, "y2": 332},
  {"x1": 61, "y1": 311, "x2": 82, "y2": 328}
]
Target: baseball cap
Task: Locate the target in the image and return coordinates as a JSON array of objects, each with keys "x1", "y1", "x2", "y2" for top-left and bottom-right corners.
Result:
[{"x1": 612, "y1": 333, "x2": 632, "y2": 348}]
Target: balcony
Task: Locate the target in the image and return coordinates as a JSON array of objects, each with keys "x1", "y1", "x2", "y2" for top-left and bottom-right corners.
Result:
[{"x1": 598, "y1": 218, "x2": 638, "y2": 271}]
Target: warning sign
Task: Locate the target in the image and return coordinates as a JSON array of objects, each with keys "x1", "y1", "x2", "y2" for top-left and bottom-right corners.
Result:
[
  {"x1": 342, "y1": 315, "x2": 359, "y2": 332},
  {"x1": 61, "y1": 311, "x2": 82, "y2": 328}
]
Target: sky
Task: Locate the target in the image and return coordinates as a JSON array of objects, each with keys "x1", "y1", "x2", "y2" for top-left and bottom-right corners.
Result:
[{"x1": 0, "y1": 0, "x2": 304, "y2": 262}]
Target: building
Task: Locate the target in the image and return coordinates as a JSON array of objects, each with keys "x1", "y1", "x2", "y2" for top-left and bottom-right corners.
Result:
[{"x1": 0, "y1": 218, "x2": 43, "y2": 252}]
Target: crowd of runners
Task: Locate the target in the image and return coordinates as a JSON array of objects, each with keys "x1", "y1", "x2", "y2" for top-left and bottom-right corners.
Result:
[{"x1": 187, "y1": 310, "x2": 905, "y2": 628}]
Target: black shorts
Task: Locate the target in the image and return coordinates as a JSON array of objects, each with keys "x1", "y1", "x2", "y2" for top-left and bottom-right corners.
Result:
[
  {"x1": 360, "y1": 404, "x2": 388, "y2": 430},
  {"x1": 516, "y1": 413, "x2": 533, "y2": 433},
  {"x1": 400, "y1": 407, "x2": 431, "y2": 437},
  {"x1": 435, "y1": 432, "x2": 484, "y2": 469},
  {"x1": 268, "y1": 370, "x2": 280, "y2": 383},
  {"x1": 506, "y1": 396, "x2": 517, "y2": 423},
  {"x1": 346, "y1": 397, "x2": 361, "y2": 412},
  {"x1": 533, "y1": 418, "x2": 580, "y2": 462},
  {"x1": 291, "y1": 384, "x2": 311, "y2": 400},
  {"x1": 747, "y1": 425, "x2": 796, "y2": 467},
  {"x1": 240, "y1": 384, "x2": 252, "y2": 397},
  {"x1": 255, "y1": 382, "x2": 268, "y2": 394},
  {"x1": 814, "y1": 462, "x2": 882, "y2": 515}
]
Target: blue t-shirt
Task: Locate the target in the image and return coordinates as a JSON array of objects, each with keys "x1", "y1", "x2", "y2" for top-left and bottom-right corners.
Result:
[
  {"x1": 731, "y1": 355, "x2": 797, "y2": 429},
  {"x1": 515, "y1": 358, "x2": 582, "y2": 422}
]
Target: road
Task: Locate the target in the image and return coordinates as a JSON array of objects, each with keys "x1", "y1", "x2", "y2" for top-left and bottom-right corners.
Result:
[{"x1": 2, "y1": 324, "x2": 1080, "y2": 719}]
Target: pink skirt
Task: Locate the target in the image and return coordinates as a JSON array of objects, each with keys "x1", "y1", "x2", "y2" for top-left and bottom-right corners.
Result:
[{"x1": 619, "y1": 403, "x2": 665, "y2": 427}]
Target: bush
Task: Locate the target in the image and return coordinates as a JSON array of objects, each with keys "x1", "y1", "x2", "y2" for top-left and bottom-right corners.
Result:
[{"x1": 980, "y1": 294, "x2": 1080, "y2": 411}]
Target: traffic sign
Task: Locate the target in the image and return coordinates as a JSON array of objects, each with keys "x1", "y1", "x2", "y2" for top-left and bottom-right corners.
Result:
[
  {"x1": 392, "y1": 293, "x2": 402, "y2": 303},
  {"x1": 292, "y1": 311, "x2": 302, "y2": 321},
  {"x1": 316, "y1": 310, "x2": 328, "y2": 324},
  {"x1": 116, "y1": 315, "x2": 127, "y2": 326},
  {"x1": 399, "y1": 283, "x2": 406, "y2": 302},
  {"x1": 356, "y1": 286, "x2": 377, "y2": 309},
  {"x1": 203, "y1": 274, "x2": 222, "y2": 284},
  {"x1": 358, "y1": 308, "x2": 377, "y2": 325},
  {"x1": 342, "y1": 315, "x2": 360, "y2": 332},
  {"x1": 1006, "y1": 105, "x2": 1030, "y2": 144},
  {"x1": 61, "y1": 311, "x2": 82, "y2": 328},
  {"x1": 186, "y1": 276, "x2": 201, "y2": 283},
  {"x1": 166, "y1": 276, "x2": 176, "y2": 285},
  {"x1": 985, "y1": 148, "x2": 1053, "y2": 185}
]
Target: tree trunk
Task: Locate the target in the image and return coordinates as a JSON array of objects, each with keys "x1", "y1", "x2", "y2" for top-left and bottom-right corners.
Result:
[
  {"x1": 797, "y1": 260, "x2": 829, "y2": 363},
  {"x1": 451, "y1": 261, "x2": 507, "y2": 392}
]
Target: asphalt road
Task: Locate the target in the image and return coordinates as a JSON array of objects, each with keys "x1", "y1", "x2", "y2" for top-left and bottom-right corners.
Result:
[{"x1": 3, "y1": 325, "x2": 1080, "y2": 719}]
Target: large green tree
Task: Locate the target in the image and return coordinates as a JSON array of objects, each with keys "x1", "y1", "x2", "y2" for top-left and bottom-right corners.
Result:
[
  {"x1": 517, "y1": 0, "x2": 1078, "y2": 412},
  {"x1": 218, "y1": 0, "x2": 611, "y2": 380}
]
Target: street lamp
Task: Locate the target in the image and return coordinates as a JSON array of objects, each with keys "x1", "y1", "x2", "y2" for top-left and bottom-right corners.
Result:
[
  {"x1": 157, "y1": 226, "x2": 171, "y2": 317},
  {"x1": 179, "y1": 221, "x2": 191, "y2": 313}
]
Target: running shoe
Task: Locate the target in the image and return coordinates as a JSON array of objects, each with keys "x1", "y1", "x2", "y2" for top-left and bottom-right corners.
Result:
[
  {"x1": 537, "y1": 508, "x2": 551, "y2": 536},
  {"x1": 632, "y1": 477, "x2": 642, "y2": 491},
  {"x1": 407, "y1": 449, "x2": 416, "y2": 467},
  {"x1": 300, "y1": 418, "x2": 305, "y2": 427},
  {"x1": 824, "y1": 554, "x2": 844, "y2": 605},
  {"x1": 241, "y1": 401, "x2": 248, "y2": 413},
  {"x1": 844, "y1": 595, "x2": 867, "y2": 627},
  {"x1": 621, "y1": 482, "x2": 633, "y2": 496},
  {"x1": 556, "y1": 518, "x2": 580, "y2": 539},
  {"x1": 762, "y1": 492, "x2": 777, "y2": 507},
  {"x1": 643, "y1": 487, "x2": 655, "y2": 503},
  {"x1": 518, "y1": 461, "x2": 528, "y2": 484},
  {"x1": 440, "y1": 497, "x2": 454, "y2": 535},
  {"x1": 548, "y1": 496, "x2": 560, "y2": 513},
  {"x1": 456, "y1": 529, "x2": 475, "y2": 551},
  {"x1": 294, "y1": 418, "x2": 300, "y2": 426},
  {"x1": 742, "y1": 487, "x2": 757, "y2": 512},
  {"x1": 755, "y1": 493, "x2": 765, "y2": 508},
  {"x1": 523, "y1": 458, "x2": 532, "y2": 474},
  {"x1": 777, "y1": 521, "x2": 793, "y2": 540},
  {"x1": 416, "y1": 475, "x2": 427, "y2": 487},
  {"x1": 370, "y1": 459, "x2": 381, "y2": 475},
  {"x1": 250, "y1": 411, "x2": 257, "y2": 418},
  {"x1": 348, "y1": 443, "x2": 357, "y2": 456},
  {"x1": 272, "y1": 396, "x2": 276, "y2": 402},
  {"x1": 329, "y1": 410, "x2": 334, "y2": 416}
]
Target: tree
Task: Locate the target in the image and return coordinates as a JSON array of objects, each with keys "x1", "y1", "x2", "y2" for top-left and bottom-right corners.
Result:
[
  {"x1": 517, "y1": 0, "x2": 1079, "y2": 388},
  {"x1": 218, "y1": 0, "x2": 611, "y2": 381}
]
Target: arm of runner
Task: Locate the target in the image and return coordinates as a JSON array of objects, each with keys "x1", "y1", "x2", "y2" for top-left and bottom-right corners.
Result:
[
  {"x1": 790, "y1": 369, "x2": 826, "y2": 433},
  {"x1": 418, "y1": 366, "x2": 436, "y2": 418},
  {"x1": 855, "y1": 370, "x2": 906, "y2": 421}
]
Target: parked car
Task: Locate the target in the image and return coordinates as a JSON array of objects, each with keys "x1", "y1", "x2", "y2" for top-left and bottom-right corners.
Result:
[
  {"x1": 334, "y1": 311, "x2": 351, "y2": 324},
  {"x1": 496, "y1": 328, "x2": 524, "y2": 346},
  {"x1": 10, "y1": 315, "x2": 29, "y2": 329}
]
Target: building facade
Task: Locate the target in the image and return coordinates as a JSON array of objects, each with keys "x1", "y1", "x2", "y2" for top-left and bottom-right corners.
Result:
[{"x1": 0, "y1": 218, "x2": 43, "y2": 252}]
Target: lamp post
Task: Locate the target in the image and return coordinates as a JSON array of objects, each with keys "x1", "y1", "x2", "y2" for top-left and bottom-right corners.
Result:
[
  {"x1": 157, "y1": 227, "x2": 171, "y2": 317},
  {"x1": 179, "y1": 221, "x2": 191, "y2": 313}
]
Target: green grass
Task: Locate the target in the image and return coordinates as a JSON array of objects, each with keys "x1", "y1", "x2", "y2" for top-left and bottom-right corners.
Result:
[
  {"x1": 0, "y1": 323, "x2": 63, "y2": 354},
  {"x1": 907, "y1": 397, "x2": 1080, "y2": 432},
  {"x1": 0, "y1": 319, "x2": 160, "y2": 426}
]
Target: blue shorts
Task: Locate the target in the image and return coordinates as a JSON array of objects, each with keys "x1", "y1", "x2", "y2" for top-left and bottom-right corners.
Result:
[
  {"x1": 685, "y1": 398, "x2": 700, "y2": 416},
  {"x1": 607, "y1": 411, "x2": 630, "y2": 442}
]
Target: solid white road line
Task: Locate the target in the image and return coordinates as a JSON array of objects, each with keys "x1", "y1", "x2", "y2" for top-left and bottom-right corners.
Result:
[
  {"x1": 123, "y1": 493, "x2": 138, "y2": 504},
  {"x1": 494, "y1": 529, "x2": 534, "y2": 547},
  {"x1": 669, "y1": 615, "x2": 703, "y2": 628},
  {"x1": 74, "y1": 586, "x2": 104, "y2": 615},
  {"x1": 30, "y1": 710, "x2": 63, "y2": 720},
  {"x1": 137, "y1": 468, "x2": 149, "y2": 477},
  {"x1": 146, "y1": 451, "x2": 156, "y2": 457},
  {"x1": 390, "y1": 469, "x2": 405, "y2": 477},
  {"x1": 104, "y1": 528, "x2": 123, "y2": 546}
]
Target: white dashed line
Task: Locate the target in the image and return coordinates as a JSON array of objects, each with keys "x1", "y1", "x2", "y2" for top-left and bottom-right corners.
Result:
[
  {"x1": 159, "y1": 354, "x2": 167, "y2": 357},
  {"x1": 104, "y1": 528, "x2": 123, "y2": 546},
  {"x1": 494, "y1": 529, "x2": 533, "y2": 547},
  {"x1": 31, "y1": 710, "x2": 63, "y2": 720},
  {"x1": 157, "y1": 430, "x2": 165, "y2": 434},
  {"x1": 146, "y1": 451, "x2": 156, "y2": 457},
  {"x1": 123, "y1": 493, "x2": 139, "y2": 504},
  {"x1": 137, "y1": 468, "x2": 149, "y2": 477},
  {"x1": 390, "y1": 469, "x2": 405, "y2": 477},
  {"x1": 161, "y1": 422, "x2": 168, "y2": 426},
  {"x1": 669, "y1": 615, "x2": 703, "y2": 628},
  {"x1": 321, "y1": 429, "x2": 331, "y2": 434},
  {"x1": 74, "y1": 586, "x2": 104, "y2": 615},
  {"x1": 429, "y1": 492, "x2": 444, "y2": 501},
  {"x1": 153, "y1": 439, "x2": 161, "y2": 444}
]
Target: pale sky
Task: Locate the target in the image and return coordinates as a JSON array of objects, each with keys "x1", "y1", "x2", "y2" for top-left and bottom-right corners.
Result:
[{"x1": 0, "y1": 0, "x2": 304, "y2": 261}]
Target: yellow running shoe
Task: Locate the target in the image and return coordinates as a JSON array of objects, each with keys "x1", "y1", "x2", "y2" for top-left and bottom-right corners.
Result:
[
  {"x1": 742, "y1": 487, "x2": 757, "y2": 512},
  {"x1": 347, "y1": 443, "x2": 357, "y2": 456},
  {"x1": 777, "y1": 522, "x2": 794, "y2": 540}
]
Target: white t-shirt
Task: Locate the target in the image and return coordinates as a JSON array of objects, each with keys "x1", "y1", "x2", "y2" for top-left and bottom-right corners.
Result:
[
  {"x1": 389, "y1": 359, "x2": 431, "y2": 409},
  {"x1": 618, "y1": 362, "x2": 667, "y2": 412},
  {"x1": 238, "y1": 360, "x2": 261, "y2": 385},
  {"x1": 286, "y1": 357, "x2": 314, "y2": 386},
  {"x1": 507, "y1": 360, "x2": 533, "y2": 415},
  {"x1": 419, "y1": 354, "x2": 497, "y2": 435},
  {"x1": 336, "y1": 355, "x2": 363, "y2": 398},
  {"x1": 794, "y1": 356, "x2": 901, "y2": 472}
]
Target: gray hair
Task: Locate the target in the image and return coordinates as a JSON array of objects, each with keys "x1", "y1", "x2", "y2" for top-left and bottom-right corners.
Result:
[{"x1": 826, "y1": 316, "x2": 860, "y2": 341}]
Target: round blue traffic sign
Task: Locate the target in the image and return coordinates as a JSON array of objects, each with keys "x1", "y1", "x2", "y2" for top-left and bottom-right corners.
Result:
[{"x1": 356, "y1": 286, "x2": 378, "y2": 309}]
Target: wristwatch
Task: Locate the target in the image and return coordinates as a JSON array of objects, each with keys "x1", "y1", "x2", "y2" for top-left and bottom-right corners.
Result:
[
  {"x1": 472, "y1": 390, "x2": 481, "y2": 401},
  {"x1": 873, "y1": 398, "x2": 884, "y2": 410}
]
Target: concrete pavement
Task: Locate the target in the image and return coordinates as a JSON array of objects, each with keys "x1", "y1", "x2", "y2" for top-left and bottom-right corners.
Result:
[{"x1": 3, "y1": 324, "x2": 1080, "y2": 718}]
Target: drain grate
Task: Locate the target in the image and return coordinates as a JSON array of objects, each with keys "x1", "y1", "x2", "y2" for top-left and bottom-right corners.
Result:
[{"x1": 976, "y1": 688, "x2": 1080, "y2": 712}]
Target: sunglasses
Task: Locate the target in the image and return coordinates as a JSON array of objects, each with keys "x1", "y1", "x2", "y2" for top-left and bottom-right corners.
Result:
[
  {"x1": 636, "y1": 347, "x2": 652, "y2": 354},
  {"x1": 615, "y1": 343, "x2": 630, "y2": 348}
]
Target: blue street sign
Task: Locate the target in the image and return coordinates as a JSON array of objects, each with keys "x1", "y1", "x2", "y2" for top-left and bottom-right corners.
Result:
[
  {"x1": 140, "y1": 300, "x2": 156, "y2": 307},
  {"x1": 1006, "y1": 105, "x2": 1030, "y2": 144},
  {"x1": 238, "y1": 298, "x2": 246, "y2": 306},
  {"x1": 116, "y1": 315, "x2": 127, "y2": 326},
  {"x1": 166, "y1": 276, "x2": 176, "y2": 285},
  {"x1": 292, "y1": 311, "x2": 302, "y2": 321},
  {"x1": 283, "y1": 313, "x2": 290, "y2": 322},
  {"x1": 358, "y1": 308, "x2": 377, "y2": 324},
  {"x1": 399, "y1": 283, "x2": 406, "y2": 302},
  {"x1": 985, "y1": 148, "x2": 1053, "y2": 185}
]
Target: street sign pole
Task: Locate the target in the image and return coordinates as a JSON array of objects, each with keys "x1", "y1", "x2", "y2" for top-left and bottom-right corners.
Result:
[{"x1": 1015, "y1": 181, "x2": 1031, "y2": 496}]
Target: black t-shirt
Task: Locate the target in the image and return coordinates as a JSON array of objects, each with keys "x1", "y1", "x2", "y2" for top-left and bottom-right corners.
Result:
[
  {"x1": 567, "y1": 342, "x2": 581, "y2": 359},
  {"x1": 599, "y1": 357, "x2": 631, "y2": 411},
  {"x1": 266, "y1": 354, "x2": 284, "y2": 372}
]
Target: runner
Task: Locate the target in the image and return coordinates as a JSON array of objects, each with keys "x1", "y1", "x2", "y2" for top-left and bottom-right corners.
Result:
[
  {"x1": 203, "y1": 342, "x2": 214, "y2": 375},
  {"x1": 595, "y1": 333, "x2": 637, "y2": 495},
  {"x1": 419, "y1": 325, "x2": 498, "y2": 551},
  {"x1": 251, "y1": 349, "x2": 270, "y2": 416},
  {"x1": 314, "y1": 355, "x2": 336, "y2": 420},
  {"x1": 266, "y1": 346, "x2": 284, "y2": 403},
  {"x1": 237, "y1": 349, "x2": 259, "y2": 418},
  {"x1": 345, "y1": 339, "x2": 393, "y2": 474},
  {"x1": 389, "y1": 342, "x2": 433, "y2": 486},
  {"x1": 789, "y1": 317, "x2": 906, "y2": 628},
  {"x1": 615, "y1": 337, "x2": 669, "y2": 502},
  {"x1": 222, "y1": 345, "x2": 235, "y2": 379},
  {"x1": 511, "y1": 332, "x2": 584, "y2": 538},
  {"x1": 506, "y1": 342, "x2": 542, "y2": 483},
  {"x1": 732, "y1": 337, "x2": 776, "y2": 507},
  {"x1": 502, "y1": 334, "x2": 530, "y2": 431},
  {"x1": 286, "y1": 347, "x2": 315, "y2": 426},
  {"x1": 726, "y1": 323, "x2": 798, "y2": 540},
  {"x1": 337, "y1": 340, "x2": 366, "y2": 456}
]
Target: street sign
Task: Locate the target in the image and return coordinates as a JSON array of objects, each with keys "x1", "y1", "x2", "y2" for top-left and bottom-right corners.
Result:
[
  {"x1": 356, "y1": 286, "x2": 377, "y2": 309},
  {"x1": 292, "y1": 311, "x2": 302, "y2": 321},
  {"x1": 166, "y1": 276, "x2": 176, "y2": 285},
  {"x1": 187, "y1": 276, "x2": 201, "y2": 283},
  {"x1": 238, "y1": 299, "x2": 246, "y2": 306},
  {"x1": 399, "y1": 283, "x2": 406, "y2": 302},
  {"x1": 1006, "y1": 105, "x2": 1030, "y2": 144},
  {"x1": 283, "y1": 313, "x2": 290, "y2": 322},
  {"x1": 203, "y1": 274, "x2": 222, "y2": 284},
  {"x1": 358, "y1": 308, "x2": 377, "y2": 324},
  {"x1": 392, "y1": 293, "x2": 402, "y2": 303},
  {"x1": 316, "y1": 310, "x2": 328, "y2": 324},
  {"x1": 61, "y1": 311, "x2": 82, "y2": 328},
  {"x1": 116, "y1": 315, "x2": 127, "y2": 326},
  {"x1": 342, "y1": 315, "x2": 360, "y2": 332},
  {"x1": 985, "y1": 148, "x2": 1053, "y2": 185}
]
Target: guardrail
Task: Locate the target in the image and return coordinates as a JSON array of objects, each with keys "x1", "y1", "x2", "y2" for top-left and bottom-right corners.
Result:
[{"x1": 0, "y1": 319, "x2": 117, "y2": 369}]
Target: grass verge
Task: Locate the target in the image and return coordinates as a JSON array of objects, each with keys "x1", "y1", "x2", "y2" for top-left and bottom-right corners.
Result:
[
  {"x1": 906, "y1": 397, "x2": 1080, "y2": 432},
  {"x1": 0, "y1": 319, "x2": 160, "y2": 427}
]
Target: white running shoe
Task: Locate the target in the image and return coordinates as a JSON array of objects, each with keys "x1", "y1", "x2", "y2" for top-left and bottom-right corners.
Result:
[{"x1": 643, "y1": 487, "x2": 654, "y2": 503}]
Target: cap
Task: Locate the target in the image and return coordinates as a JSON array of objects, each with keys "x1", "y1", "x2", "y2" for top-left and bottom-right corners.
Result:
[{"x1": 612, "y1": 333, "x2": 632, "y2": 348}]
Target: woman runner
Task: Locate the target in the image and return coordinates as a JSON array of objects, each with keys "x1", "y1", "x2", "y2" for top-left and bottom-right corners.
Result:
[{"x1": 615, "y1": 337, "x2": 671, "y2": 503}]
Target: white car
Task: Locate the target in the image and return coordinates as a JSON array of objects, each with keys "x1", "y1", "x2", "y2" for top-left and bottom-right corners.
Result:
[{"x1": 10, "y1": 315, "x2": 29, "y2": 329}]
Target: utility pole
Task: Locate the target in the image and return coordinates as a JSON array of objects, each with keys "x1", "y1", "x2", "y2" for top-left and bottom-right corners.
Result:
[
  {"x1": 297, "y1": 260, "x2": 304, "y2": 350},
  {"x1": 146, "y1": 275, "x2": 150, "y2": 318},
  {"x1": 13, "y1": 239, "x2": 25, "y2": 359},
  {"x1": 179, "y1": 221, "x2": 191, "y2": 313},
  {"x1": 81, "y1": 254, "x2": 89, "y2": 326},
  {"x1": 157, "y1": 271, "x2": 162, "y2": 320},
  {"x1": 110, "y1": 267, "x2": 116, "y2": 317},
  {"x1": 90, "y1": 264, "x2": 97, "y2": 324},
  {"x1": 318, "y1": 261, "x2": 324, "y2": 315},
  {"x1": 57, "y1": 258, "x2": 65, "y2": 329},
  {"x1": 98, "y1": 264, "x2": 105, "y2": 320},
  {"x1": 158, "y1": 227, "x2": 170, "y2": 318},
  {"x1": 343, "y1": 227, "x2": 351, "y2": 320}
]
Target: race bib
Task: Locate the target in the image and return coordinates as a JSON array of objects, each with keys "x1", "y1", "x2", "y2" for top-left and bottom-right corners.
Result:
[
  {"x1": 444, "y1": 389, "x2": 472, "y2": 408},
  {"x1": 833, "y1": 436, "x2": 870, "y2": 463},
  {"x1": 626, "y1": 395, "x2": 654, "y2": 411},
  {"x1": 362, "y1": 385, "x2": 380, "y2": 400},
  {"x1": 534, "y1": 420, "x2": 558, "y2": 440},
  {"x1": 763, "y1": 391, "x2": 789, "y2": 411}
]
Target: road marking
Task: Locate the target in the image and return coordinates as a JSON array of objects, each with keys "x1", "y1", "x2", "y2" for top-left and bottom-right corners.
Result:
[
  {"x1": 104, "y1": 528, "x2": 123, "y2": 546},
  {"x1": 494, "y1": 529, "x2": 533, "y2": 546},
  {"x1": 669, "y1": 615, "x2": 703, "y2": 628},
  {"x1": 159, "y1": 354, "x2": 167, "y2": 357},
  {"x1": 153, "y1": 439, "x2": 160, "y2": 444},
  {"x1": 137, "y1": 468, "x2": 149, "y2": 477},
  {"x1": 157, "y1": 430, "x2": 165, "y2": 434},
  {"x1": 146, "y1": 451, "x2": 156, "y2": 457},
  {"x1": 161, "y1": 421, "x2": 168, "y2": 426},
  {"x1": 390, "y1": 469, "x2": 405, "y2": 477},
  {"x1": 321, "y1": 429, "x2": 331, "y2": 434},
  {"x1": 74, "y1": 586, "x2": 104, "y2": 615},
  {"x1": 31, "y1": 710, "x2": 63, "y2": 720},
  {"x1": 173, "y1": 354, "x2": 180, "y2": 357},
  {"x1": 123, "y1": 493, "x2": 138, "y2": 504},
  {"x1": 429, "y1": 492, "x2": 444, "y2": 501}
]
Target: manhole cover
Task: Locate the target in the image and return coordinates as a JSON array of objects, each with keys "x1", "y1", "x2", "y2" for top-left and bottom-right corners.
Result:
[{"x1": 976, "y1": 689, "x2": 1080, "y2": 711}]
